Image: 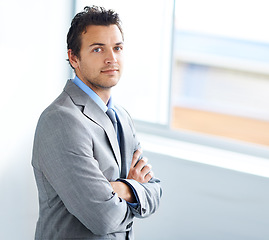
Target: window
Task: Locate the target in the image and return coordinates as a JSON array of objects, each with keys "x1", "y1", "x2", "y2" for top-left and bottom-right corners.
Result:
[
  {"x1": 171, "y1": 0, "x2": 269, "y2": 146},
  {"x1": 75, "y1": 0, "x2": 269, "y2": 149}
]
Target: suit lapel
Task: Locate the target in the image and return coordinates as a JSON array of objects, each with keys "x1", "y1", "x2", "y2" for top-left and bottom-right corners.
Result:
[
  {"x1": 63, "y1": 80, "x2": 122, "y2": 171},
  {"x1": 83, "y1": 101, "x2": 122, "y2": 172}
]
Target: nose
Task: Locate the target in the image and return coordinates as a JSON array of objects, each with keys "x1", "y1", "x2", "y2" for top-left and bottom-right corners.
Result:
[{"x1": 105, "y1": 49, "x2": 117, "y2": 64}]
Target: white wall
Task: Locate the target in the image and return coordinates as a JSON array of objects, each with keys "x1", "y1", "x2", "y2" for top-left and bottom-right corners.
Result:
[
  {"x1": 0, "y1": 1, "x2": 71, "y2": 239},
  {"x1": 135, "y1": 150, "x2": 269, "y2": 240}
]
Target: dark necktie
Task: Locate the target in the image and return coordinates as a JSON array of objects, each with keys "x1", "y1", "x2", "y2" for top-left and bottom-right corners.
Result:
[
  {"x1": 106, "y1": 108, "x2": 118, "y2": 136},
  {"x1": 106, "y1": 108, "x2": 123, "y2": 175}
]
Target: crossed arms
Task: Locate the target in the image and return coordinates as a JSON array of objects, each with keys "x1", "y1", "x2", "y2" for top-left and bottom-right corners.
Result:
[
  {"x1": 110, "y1": 149, "x2": 154, "y2": 203},
  {"x1": 33, "y1": 107, "x2": 162, "y2": 235}
]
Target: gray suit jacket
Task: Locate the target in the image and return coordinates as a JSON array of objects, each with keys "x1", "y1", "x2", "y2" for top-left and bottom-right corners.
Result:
[{"x1": 32, "y1": 80, "x2": 162, "y2": 240}]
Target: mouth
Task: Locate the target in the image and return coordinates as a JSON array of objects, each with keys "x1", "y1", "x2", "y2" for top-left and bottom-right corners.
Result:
[
  {"x1": 101, "y1": 68, "x2": 119, "y2": 74},
  {"x1": 100, "y1": 66, "x2": 120, "y2": 75}
]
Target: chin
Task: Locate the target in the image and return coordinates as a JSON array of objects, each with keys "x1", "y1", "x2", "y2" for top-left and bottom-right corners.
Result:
[
  {"x1": 99, "y1": 81, "x2": 118, "y2": 89},
  {"x1": 107, "y1": 78, "x2": 120, "y2": 87}
]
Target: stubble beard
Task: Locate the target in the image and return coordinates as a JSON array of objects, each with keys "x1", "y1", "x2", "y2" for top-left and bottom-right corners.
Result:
[{"x1": 85, "y1": 74, "x2": 120, "y2": 91}]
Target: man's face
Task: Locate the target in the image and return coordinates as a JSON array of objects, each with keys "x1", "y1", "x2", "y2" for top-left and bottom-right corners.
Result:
[{"x1": 69, "y1": 24, "x2": 124, "y2": 97}]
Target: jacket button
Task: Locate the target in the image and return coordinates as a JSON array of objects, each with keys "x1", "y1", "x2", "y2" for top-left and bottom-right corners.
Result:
[{"x1": 142, "y1": 208, "x2": 146, "y2": 214}]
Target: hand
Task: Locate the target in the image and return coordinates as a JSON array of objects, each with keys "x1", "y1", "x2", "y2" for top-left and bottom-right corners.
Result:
[
  {"x1": 127, "y1": 149, "x2": 154, "y2": 184},
  {"x1": 110, "y1": 149, "x2": 153, "y2": 202},
  {"x1": 110, "y1": 181, "x2": 135, "y2": 203}
]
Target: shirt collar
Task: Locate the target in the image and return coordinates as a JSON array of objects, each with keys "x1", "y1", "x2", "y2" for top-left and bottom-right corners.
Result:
[{"x1": 72, "y1": 75, "x2": 114, "y2": 112}]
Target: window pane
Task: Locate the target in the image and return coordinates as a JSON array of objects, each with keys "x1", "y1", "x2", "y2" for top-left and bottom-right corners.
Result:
[{"x1": 172, "y1": 0, "x2": 269, "y2": 146}]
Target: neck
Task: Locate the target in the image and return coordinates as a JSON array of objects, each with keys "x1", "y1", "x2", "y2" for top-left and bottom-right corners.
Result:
[
  {"x1": 75, "y1": 73, "x2": 111, "y2": 105},
  {"x1": 98, "y1": 90, "x2": 111, "y2": 105}
]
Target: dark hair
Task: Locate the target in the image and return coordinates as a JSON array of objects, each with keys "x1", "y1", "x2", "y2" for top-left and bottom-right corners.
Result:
[{"x1": 67, "y1": 5, "x2": 123, "y2": 68}]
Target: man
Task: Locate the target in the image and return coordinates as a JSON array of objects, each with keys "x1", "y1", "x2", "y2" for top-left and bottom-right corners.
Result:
[{"x1": 32, "y1": 5, "x2": 162, "y2": 240}]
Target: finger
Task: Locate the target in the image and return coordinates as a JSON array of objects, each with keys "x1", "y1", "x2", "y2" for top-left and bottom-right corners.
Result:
[
  {"x1": 141, "y1": 164, "x2": 152, "y2": 176},
  {"x1": 130, "y1": 149, "x2": 142, "y2": 168},
  {"x1": 134, "y1": 157, "x2": 148, "y2": 170},
  {"x1": 144, "y1": 171, "x2": 154, "y2": 183}
]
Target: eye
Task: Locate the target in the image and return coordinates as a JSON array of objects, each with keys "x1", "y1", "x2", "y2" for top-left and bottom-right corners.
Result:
[
  {"x1": 93, "y1": 47, "x2": 102, "y2": 53},
  {"x1": 114, "y1": 46, "x2": 123, "y2": 51}
]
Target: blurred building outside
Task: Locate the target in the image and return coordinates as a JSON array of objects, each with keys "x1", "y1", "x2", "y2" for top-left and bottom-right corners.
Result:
[{"x1": 171, "y1": 0, "x2": 269, "y2": 147}]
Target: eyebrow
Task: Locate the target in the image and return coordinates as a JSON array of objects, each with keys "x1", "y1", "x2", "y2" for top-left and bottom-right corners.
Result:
[{"x1": 89, "y1": 42, "x2": 124, "y2": 47}]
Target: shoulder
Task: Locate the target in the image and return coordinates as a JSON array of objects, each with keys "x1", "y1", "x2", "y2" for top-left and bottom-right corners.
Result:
[
  {"x1": 39, "y1": 92, "x2": 75, "y2": 121},
  {"x1": 36, "y1": 90, "x2": 86, "y2": 138}
]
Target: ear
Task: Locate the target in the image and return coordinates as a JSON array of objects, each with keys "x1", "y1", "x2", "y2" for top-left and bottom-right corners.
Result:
[{"x1": 67, "y1": 49, "x2": 79, "y2": 69}]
